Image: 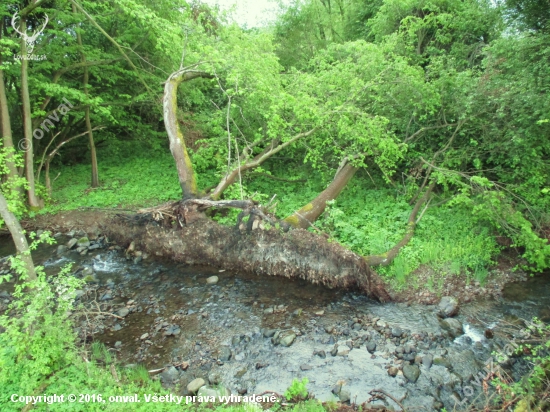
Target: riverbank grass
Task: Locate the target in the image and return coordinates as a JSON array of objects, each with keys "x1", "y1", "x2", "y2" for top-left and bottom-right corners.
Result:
[{"x1": 39, "y1": 153, "x2": 501, "y2": 287}]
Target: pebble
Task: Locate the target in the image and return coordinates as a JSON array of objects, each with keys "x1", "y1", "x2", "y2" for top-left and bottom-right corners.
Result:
[{"x1": 206, "y1": 276, "x2": 219, "y2": 285}]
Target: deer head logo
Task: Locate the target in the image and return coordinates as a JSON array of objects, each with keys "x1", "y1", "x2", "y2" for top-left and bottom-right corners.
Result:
[{"x1": 11, "y1": 12, "x2": 49, "y2": 55}]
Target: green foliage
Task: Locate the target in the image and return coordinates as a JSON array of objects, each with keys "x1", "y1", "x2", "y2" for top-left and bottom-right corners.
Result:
[
  {"x1": 285, "y1": 378, "x2": 309, "y2": 401},
  {"x1": 493, "y1": 319, "x2": 550, "y2": 411}
]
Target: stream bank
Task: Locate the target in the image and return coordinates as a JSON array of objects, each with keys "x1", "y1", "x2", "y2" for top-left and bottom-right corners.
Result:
[{"x1": 1, "y1": 225, "x2": 548, "y2": 411}]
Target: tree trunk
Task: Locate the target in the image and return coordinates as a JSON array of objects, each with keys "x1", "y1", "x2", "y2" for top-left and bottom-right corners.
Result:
[
  {"x1": 0, "y1": 69, "x2": 20, "y2": 187},
  {"x1": 284, "y1": 163, "x2": 358, "y2": 228},
  {"x1": 31, "y1": 209, "x2": 391, "y2": 301},
  {"x1": 163, "y1": 69, "x2": 212, "y2": 198},
  {"x1": 0, "y1": 190, "x2": 36, "y2": 280},
  {"x1": 364, "y1": 182, "x2": 435, "y2": 266},
  {"x1": 73, "y1": 4, "x2": 99, "y2": 188},
  {"x1": 19, "y1": 17, "x2": 41, "y2": 209},
  {"x1": 209, "y1": 129, "x2": 317, "y2": 200}
]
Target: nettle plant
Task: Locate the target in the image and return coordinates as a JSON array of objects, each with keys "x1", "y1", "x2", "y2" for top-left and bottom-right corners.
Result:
[{"x1": 0, "y1": 232, "x2": 84, "y2": 397}]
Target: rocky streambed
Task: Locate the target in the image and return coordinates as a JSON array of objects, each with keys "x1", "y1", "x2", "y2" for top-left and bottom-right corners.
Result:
[{"x1": 1, "y1": 232, "x2": 549, "y2": 411}]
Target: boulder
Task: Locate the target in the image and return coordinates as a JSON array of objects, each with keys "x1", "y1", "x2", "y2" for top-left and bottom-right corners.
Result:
[
  {"x1": 187, "y1": 378, "x2": 206, "y2": 394},
  {"x1": 197, "y1": 385, "x2": 230, "y2": 400},
  {"x1": 438, "y1": 296, "x2": 459, "y2": 317},
  {"x1": 77, "y1": 237, "x2": 91, "y2": 249},
  {"x1": 403, "y1": 364, "x2": 421, "y2": 383},
  {"x1": 440, "y1": 318, "x2": 464, "y2": 338}
]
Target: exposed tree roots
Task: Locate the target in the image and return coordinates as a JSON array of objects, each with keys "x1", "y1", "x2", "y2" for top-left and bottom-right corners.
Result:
[{"x1": 32, "y1": 202, "x2": 392, "y2": 302}]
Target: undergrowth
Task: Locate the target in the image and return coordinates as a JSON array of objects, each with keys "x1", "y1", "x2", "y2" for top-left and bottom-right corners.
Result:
[{"x1": 38, "y1": 153, "x2": 501, "y2": 287}]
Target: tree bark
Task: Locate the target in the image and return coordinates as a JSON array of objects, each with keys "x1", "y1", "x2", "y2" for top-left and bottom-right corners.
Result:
[
  {"x1": 163, "y1": 69, "x2": 212, "y2": 198},
  {"x1": 0, "y1": 190, "x2": 36, "y2": 280},
  {"x1": 284, "y1": 163, "x2": 359, "y2": 229},
  {"x1": 73, "y1": 4, "x2": 99, "y2": 187},
  {"x1": 19, "y1": 16, "x2": 41, "y2": 209},
  {"x1": 209, "y1": 129, "x2": 317, "y2": 200},
  {"x1": 0, "y1": 69, "x2": 20, "y2": 187}
]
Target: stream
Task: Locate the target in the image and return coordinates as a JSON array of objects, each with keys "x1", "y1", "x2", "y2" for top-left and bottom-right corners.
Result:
[{"x1": 1, "y1": 233, "x2": 549, "y2": 411}]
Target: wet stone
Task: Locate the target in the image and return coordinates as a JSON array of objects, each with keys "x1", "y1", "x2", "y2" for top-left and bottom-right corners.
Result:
[
  {"x1": 440, "y1": 318, "x2": 464, "y2": 338},
  {"x1": 438, "y1": 296, "x2": 459, "y2": 317},
  {"x1": 57, "y1": 245, "x2": 67, "y2": 255},
  {"x1": 403, "y1": 364, "x2": 421, "y2": 383},
  {"x1": 278, "y1": 331, "x2": 296, "y2": 347},
  {"x1": 392, "y1": 327, "x2": 403, "y2": 338},
  {"x1": 77, "y1": 237, "x2": 91, "y2": 248},
  {"x1": 67, "y1": 238, "x2": 78, "y2": 249},
  {"x1": 314, "y1": 350, "x2": 326, "y2": 359},
  {"x1": 388, "y1": 366, "x2": 399, "y2": 377},
  {"x1": 366, "y1": 342, "x2": 377, "y2": 354},
  {"x1": 206, "y1": 276, "x2": 218, "y2": 285}
]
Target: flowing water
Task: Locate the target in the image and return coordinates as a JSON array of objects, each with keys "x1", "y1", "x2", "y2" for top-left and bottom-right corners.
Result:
[{"x1": 1, "y1": 234, "x2": 549, "y2": 410}]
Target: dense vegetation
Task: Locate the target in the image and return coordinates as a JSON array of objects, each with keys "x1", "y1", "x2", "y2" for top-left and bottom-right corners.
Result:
[{"x1": 0, "y1": 0, "x2": 549, "y2": 410}]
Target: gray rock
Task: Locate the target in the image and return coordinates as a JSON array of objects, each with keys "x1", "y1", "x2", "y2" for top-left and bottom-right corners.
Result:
[
  {"x1": 315, "y1": 350, "x2": 326, "y2": 359},
  {"x1": 438, "y1": 296, "x2": 459, "y2": 317},
  {"x1": 161, "y1": 366, "x2": 179, "y2": 383},
  {"x1": 392, "y1": 327, "x2": 403, "y2": 338},
  {"x1": 164, "y1": 325, "x2": 181, "y2": 336},
  {"x1": 113, "y1": 324, "x2": 122, "y2": 331},
  {"x1": 100, "y1": 292, "x2": 112, "y2": 301},
  {"x1": 57, "y1": 245, "x2": 67, "y2": 255},
  {"x1": 366, "y1": 342, "x2": 377, "y2": 354},
  {"x1": 82, "y1": 266, "x2": 94, "y2": 277},
  {"x1": 447, "y1": 349, "x2": 480, "y2": 381},
  {"x1": 263, "y1": 329, "x2": 277, "y2": 338},
  {"x1": 264, "y1": 307, "x2": 274, "y2": 314},
  {"x1": 77, "y1": 237, "x2": 91, "y2": 248},
  {"x1": 330, "y1": 345, "x2": 338, "y2": 357},
  {"x1": 219, "y1": 347, "x2": 232, "y2": 361},
  {"x1": 403, "y1": 364, "x2": 421, "y2": 383},
  {"x1": 187, "y1": 378, "x2": 206, "y2": 393},
  {"x1": 206, "y1": 276, "x2": 219, "y2": 285},
  {"x1": 339, "y1": 389, "x2": 351, "y2": 403},
  {"x1": 440, "y1": 318, "x2": 464, "y2": 338},
  {"x1": 279, "y1": 331, "x2": 296, "y2": 347},
  {"x1": 114, "y1": 341, "x2": 122, "y2": 348},
  {"x1": 197, "y1": 385, "x2": 230, "y2": 400},
  {"x1": 300, "y1": 364, "x2": 312, "y2": 371},
  {"x1": 422, "y1": 354, "x2": 433, "y2": 369},
  {"x1": 117, "y1": 307, "x2": 130, "y2": 317}
]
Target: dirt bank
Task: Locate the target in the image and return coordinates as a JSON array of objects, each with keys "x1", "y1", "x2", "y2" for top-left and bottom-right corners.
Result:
[{"x1": 24, "y1": 209, "x2": 526, "y2": 304}]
